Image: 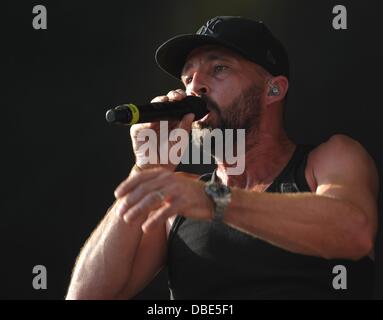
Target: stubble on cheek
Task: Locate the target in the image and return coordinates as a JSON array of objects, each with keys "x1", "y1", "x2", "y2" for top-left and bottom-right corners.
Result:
[
  {"x1": 191, "y1": 81, "x2": 265, "y2": 144},
  {"x1": 220, "y1": 83, "x2": 264, "y2": 131}
]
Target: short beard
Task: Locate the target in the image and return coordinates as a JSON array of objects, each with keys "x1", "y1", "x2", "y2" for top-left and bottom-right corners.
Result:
[{"x1": 191, "y1": 83, "x2": 263, "y2": 152}]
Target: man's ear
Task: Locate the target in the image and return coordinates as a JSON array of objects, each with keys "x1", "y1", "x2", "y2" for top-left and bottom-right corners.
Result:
[{"x1": 265, "y1": 76, "x2": 289, "y2": 104}]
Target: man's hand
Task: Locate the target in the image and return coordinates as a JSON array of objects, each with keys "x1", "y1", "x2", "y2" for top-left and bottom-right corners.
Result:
[
  {"x1": 114, "y1": 167, "x2": 215, "y2": 232},
  {"x1": 130, "y1": 89, "x2": 195, "y2": 172}
]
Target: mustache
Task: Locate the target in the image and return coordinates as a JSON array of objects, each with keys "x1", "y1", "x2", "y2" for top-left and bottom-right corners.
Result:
[{"x1": 199, "y1": 94, "x2": 221, "y2": 114}]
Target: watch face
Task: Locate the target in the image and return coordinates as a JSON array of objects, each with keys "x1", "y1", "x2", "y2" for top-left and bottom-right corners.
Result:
[
  {"x1": 217, "y1": 185, "x2": 226, "y2": 196},
  {"x1": 207, "y1": 182, "x2": 229, "y2": 197},
  {"x1": 205, "y1": 180, "x2": 232, "y2": 222}
]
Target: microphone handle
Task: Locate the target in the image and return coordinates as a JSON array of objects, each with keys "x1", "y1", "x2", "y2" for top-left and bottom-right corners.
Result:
[
  {"x1": 105, "y1": 96, "x2": 208, "y2": 125},
  {"x1": 119, "y1": 101, "x2": 193, "y2": 124}
]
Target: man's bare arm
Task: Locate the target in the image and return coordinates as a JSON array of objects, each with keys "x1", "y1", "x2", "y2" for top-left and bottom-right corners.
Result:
[
  {"x1": 66, "y1": 168, "x2": 168, "y2": 300},
  {"x1": 223, "y1": 135, "x2": 378, "y2": 260}
]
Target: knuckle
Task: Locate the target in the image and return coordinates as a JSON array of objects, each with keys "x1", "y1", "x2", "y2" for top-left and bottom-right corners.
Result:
[
  {"x1": 115, "y1": 201, "x2": 127, "y2": 218},
  {"x1": 146, "y1": 192, "x2": 158, "y2": 203},
  {"x1": 175, "y1": 89, "x2": 186, "y2": 95},
  {"x1": 151, "y1": 95, "x2": 168, "y2": 103},
  {"x1": 150, "y1": 166, "x2": 165, "y2": 172},
  {"x1": 167, "y1": 90, "x2": 183, "y2": 101},
  {"x1": 122, "y1": 195, "x2": 130, "y2": 206},
  {"x1": 137, "y1": 199, "x2": 154, "y2": 215},
  {"x1": 129, "y1": 207, "x2": 141, "y2": 217},
  {"x1": 159, "y1": 167, "x2": 172, "y2": 175},
  {"x1": 152, "y1": 167, "x2": 171, "y2": 177},
  {"x1": 130, "y1": 202, "x2": 146, "y2": 217},
  {"x1": 114, "y1": 182, "x2": 125, "y2": 194},
  {"x1": 135, "y1": 184, "x2": 147, "y2": 195}
]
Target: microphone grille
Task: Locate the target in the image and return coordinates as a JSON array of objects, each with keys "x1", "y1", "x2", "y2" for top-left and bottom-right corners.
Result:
[{"x1": 105, "y1": 109, "x2": 117, "y2": 123}]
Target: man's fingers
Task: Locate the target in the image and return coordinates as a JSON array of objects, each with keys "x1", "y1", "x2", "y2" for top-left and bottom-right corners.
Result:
[
  {"x1": 121, "y1": 191, "x2": 166, "y2": 223},
  {"x1": 167, "y1": 89, "x2": 186, "y2": 100},
  {"x1": 175, "y1": 89, "x2": 186, "y2": 96},
  {"x1": 151, "y1": 89, "x2": 186, "y2": 104},
  {"x1": 114, "y1": 168, "x2": 171, "y2": 198},
  {"x1": 142, "y1": 198, "x2": 183, "y2": 233},
  {"x1": 151, "y1": 95, "x2": 169, "y2": 103},
  {"x1": 117, "y1": 176, "x2": 172, "y2": 214}
]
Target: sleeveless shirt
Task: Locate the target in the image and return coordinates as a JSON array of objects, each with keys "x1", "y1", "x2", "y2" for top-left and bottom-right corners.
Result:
[{"x1": 167, "y1": 145, "x2": 374, "y2": 299}]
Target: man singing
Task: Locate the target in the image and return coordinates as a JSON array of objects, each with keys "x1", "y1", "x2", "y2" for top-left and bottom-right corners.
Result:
[{"x1": 66, "y1": 16, "x2": 378, "y2": 299}]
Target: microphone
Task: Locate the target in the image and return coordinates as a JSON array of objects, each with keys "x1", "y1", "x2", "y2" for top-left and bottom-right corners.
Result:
[{"x1": 105, "y1": 96, "x2": 208, "y2": 125}]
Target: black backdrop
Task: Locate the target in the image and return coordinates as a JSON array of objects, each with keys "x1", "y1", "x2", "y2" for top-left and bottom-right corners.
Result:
[{"x1": 2, "y1": 0, "x2": 383, "y2": 299}]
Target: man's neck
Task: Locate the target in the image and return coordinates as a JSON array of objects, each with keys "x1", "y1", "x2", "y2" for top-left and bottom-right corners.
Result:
[{"x1": 216, "y1": 133, "x2": 296, "y2": 189}]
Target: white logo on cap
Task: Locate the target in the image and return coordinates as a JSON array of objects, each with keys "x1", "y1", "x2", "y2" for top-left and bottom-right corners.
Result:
[{"x1": 198, "y1": 17, "x2": 223, "y2": 35}]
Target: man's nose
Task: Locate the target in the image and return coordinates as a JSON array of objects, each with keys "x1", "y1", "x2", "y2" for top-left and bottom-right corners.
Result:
[{"x1": 187, "y1": 72, "x2": 210, "y2": 96}]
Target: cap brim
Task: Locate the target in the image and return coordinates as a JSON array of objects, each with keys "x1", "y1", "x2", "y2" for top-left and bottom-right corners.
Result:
[{"x1": 155, "y1": 34, "x2": 244, "y2": 81}]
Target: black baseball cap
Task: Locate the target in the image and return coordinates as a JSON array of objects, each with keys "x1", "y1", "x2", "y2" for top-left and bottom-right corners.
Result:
[{"x1": 155, "y1": 16, "x2": 289, "y2": 81}]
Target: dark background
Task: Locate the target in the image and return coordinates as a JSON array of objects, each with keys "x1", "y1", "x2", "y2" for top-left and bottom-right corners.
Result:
[{"x1": 2, "y1": 0, "x2": 383, "y2": 299}]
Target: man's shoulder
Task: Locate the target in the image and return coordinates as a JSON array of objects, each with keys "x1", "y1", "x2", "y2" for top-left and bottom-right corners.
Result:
[
  {"x1": 309, "y1": 134, "x2": 369, "y2": 162},
  {"x1": 308, "y1": 134, "x2": 378, "y2": 182}
]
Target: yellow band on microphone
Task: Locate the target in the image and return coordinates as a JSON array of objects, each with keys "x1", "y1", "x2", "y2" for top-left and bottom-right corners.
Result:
[{"x1": 126, "y1": 103, "x2": 140, "y2": 124}]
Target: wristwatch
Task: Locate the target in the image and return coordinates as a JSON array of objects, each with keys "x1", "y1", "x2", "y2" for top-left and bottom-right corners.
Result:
[{"x1": 204, "y1": 171, "x2": 232, "y2": 222}]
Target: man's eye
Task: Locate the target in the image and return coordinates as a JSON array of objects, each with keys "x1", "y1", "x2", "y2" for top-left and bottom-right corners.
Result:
[
  {"x1": 214, "y1": 65, "x2": 228, "y2": 73},
  {"x1": 184, "y1": 76, "x2": 193, "y2": 84}
]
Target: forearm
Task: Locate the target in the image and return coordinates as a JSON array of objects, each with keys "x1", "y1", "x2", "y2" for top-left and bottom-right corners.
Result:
[
  {"x1": 225, "y1": 189, "x2": 372, "y2": 260},
  {"x1": 66, "y1": 202, "x2": 144, "y2": 299}
]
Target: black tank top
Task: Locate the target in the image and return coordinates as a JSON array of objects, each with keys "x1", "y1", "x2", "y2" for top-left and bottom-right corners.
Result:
[{"x1": 167, "y1": 145, "x2": 374, "y2": 299}]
